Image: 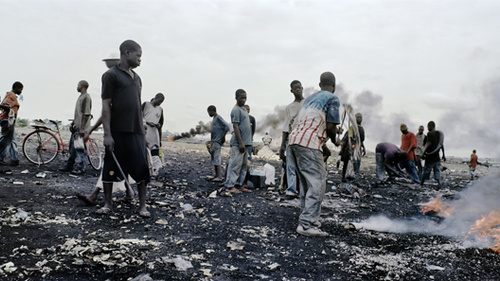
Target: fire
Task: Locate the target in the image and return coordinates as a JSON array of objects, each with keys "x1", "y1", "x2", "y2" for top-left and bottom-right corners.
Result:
[
  {"x1": 467, "y1": 209, "x2": 500, "y2": 254},
  {"x1": 419, "y1": 197, "x2": 455, "y2": 217},
  {"x1": 167, "y1": 137, "x2": 175, "y2": 142}
]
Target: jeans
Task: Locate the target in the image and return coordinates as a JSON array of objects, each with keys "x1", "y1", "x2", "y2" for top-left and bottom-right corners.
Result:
[
  {"x1": 67, "y1": 131, "x2": 87, "y2": 171},
  {"x1": 289, "y1": 145, "x2": 326, "y2": 229},
  {"x1": 285, "y1": 143, "x2": 298, "y2": 195},
  {"x1": 400, "y1": 160, "x2": 420, "y2": 183},
  {"x1": 225, "y1": 145, "x2": 248, "y2": 187},
  {"x1": 353, "y1": 159, "x2": 361, "y2": 174},
  {"x1": 246, "y1": 145, "x2": 253, "y2": 162},
  {"x1": 0, "y1": 124, "x2": 18, "y2": 161},
  {"x1": 422, "y1": 161, "x2": 441, "y2": 181}
]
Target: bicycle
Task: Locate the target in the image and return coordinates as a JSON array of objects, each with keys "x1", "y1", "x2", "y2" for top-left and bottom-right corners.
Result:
[{"x1": 22, "y1": 119, "x2": 102, "y2": 170}]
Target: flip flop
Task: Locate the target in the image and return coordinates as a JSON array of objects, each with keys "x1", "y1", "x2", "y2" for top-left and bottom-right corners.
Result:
[
  {"x1": 211, "y1": 177, "x2": 223, "y2": 182},
  {"x1": 77, "y1": 194, "x2": 97, "y2": 206},
  {"x1": 138, "y1": 210, "x2": 151, "y2": 218},
  {"x1": 95, "y1": 206, "x2": 112, "y2": 215},
  {"x1": 228, "y1": 188, "x2": 242, "y2": 194},
  {"x1": 239, "y1": 187, "x2": 252, "y2": 193}
]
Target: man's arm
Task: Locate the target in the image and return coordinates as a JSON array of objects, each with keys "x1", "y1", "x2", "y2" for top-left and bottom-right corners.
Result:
[
  {"x1": 326, "y1": 122, "x2": 339, "y2": 146},
  {"x1": 233, "y1": 122, "x2": 245, "y2": 153},
  {"x1": 80, "y1": 114, "x2": 91, "y2": 136},
  {"x1": 279, "y1": 131, "x2": 289, "y2": 160},
  {"x1": 83, "y1": 116, "x2": 103, "y2": 142},
  {"x1": 102, "y1": 98, "x2": 114, "y2": 151}
]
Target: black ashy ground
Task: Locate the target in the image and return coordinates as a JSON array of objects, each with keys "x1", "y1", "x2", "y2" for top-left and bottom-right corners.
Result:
[{"x1": 0, "y1": 141, "x2": 499, "y2": 281}]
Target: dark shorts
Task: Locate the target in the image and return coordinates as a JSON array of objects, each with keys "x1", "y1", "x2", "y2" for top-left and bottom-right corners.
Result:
[{"x1": 102, "y1": 132, "x2": 150, "y2": 183}]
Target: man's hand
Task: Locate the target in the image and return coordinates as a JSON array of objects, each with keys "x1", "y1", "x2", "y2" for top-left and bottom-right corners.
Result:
[
  {"x1": 103, "y1": 134, "x2": 115, "y2": 152},
  {"x1": 442, "y1": 156, "x2": 446, "y2": 162},
  {"x1": 146, "y1": 121, "x2": 155, "y2": 127},
  {"x1": 83, "y1": 131, "x2": 91, "y2": 143},
  {"x1": 279, "y1": 145, "x2": 286, "y2": 160},
  {"x1": 238, "y1": 143, "x2": 245, "y2": 153}
]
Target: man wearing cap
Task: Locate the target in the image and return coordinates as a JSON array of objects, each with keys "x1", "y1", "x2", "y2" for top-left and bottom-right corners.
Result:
[{"x1": 399, "y1": 123, "x2": 420, "y2": 184}]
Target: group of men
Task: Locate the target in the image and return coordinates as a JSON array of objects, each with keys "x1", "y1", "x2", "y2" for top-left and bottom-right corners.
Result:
[{"x1": 375, "y1": 121, "x2": 446, "y2": 188}]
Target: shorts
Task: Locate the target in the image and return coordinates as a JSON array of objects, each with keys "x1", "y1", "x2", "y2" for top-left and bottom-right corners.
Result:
[
  {"x1": 211, "y1": 142, "x2": 222, "y2": 166},
  {"x1": 102, "y1": 132, "x2": 150, "y2": 183}
]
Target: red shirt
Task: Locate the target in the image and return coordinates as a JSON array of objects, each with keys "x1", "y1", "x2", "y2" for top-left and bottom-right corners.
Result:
[
  {"x1": 0, "y1": 92, "x2": 20, "y2": 120},
  {"x1": 470, "y1": 154, "x2": 478, "y2": 168},
  {"x1": 401, "y1": 132, "x2": 417, "y2": 161}
]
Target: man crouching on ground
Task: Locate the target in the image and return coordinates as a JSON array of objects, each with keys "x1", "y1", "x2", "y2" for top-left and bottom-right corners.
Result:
[
  {"x1": 288, "y1": 72, "x2": 340, "y2": 237},
  {"x1": 98, "y1": 40, "x2": 151, "y2": 218}
]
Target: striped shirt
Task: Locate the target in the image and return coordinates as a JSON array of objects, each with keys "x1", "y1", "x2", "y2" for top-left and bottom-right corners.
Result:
[{"x1": 289, "y1": 90, "x2": 340, "y2": 151}]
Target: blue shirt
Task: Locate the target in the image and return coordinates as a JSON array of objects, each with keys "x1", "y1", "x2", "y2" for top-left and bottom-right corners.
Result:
[
  {"x1": 229, "y1": 105, "x2": 252, "y2": 147},
  {"x1": 211, "y1": 115, "x2": 230, "y2": 145}
]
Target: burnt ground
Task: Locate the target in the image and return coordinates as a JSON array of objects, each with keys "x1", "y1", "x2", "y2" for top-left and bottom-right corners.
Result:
[{"x1": 0, "y1": 140, "x2": 499, "y2": 281}]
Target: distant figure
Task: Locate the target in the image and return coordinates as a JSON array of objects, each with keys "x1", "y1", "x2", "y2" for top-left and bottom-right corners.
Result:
[
  {"x1": 353, "y1": 113, "x2": 366, "y2": 173},
  {"x1": 279, "y1": 80, "x2": 304, "y2": 198},
  {"x1": 59, "y1": 80, "x2": 92, "y2": 175},
  {"x1": 0, "y1": 81, "x2": 24, "y2": 166},
  {"x1": 207, "y1": 105, "x2": 230, "y2": 182},
  {"x1": 288, "y1": 72, "x2": 340, "y2": 237},
  {"x1": 375, "y1": 142, "x2": 408, "y2": 185},
  {"x1": 99, "y1": 40, "x2": 151, "y2": 217},
  {"x1": 339, "y1": 113, "x2": 365, "y2": 182},
  {"x1": 224, "y1": 89, "x2": 252, "y2": 193},
  {"x1": 469, "y1": 149, "x2": 480, "y2": 180},
  {"x1": 243, "y1": 104, "x2": 255, "y2": 161},
  {"x1": 415, "y1": 125, "x2": 427, "y2": 179},
  {"x1": 399, "y1": 123, "x2": 420, "y2": 184},
  {"x1": 262, "y1": 132, "x2": 272, "y2": 146},
  {"x1": 420, "y1": 121, "x2": 446, "y2": 189}
]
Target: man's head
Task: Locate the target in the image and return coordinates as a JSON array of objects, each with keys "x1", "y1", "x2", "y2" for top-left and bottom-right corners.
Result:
[
  {"x1": 290, "y1": 80, "x2": 303, "y2": 98},
  {"x1": 400, "y1": 123, "x2": 408, "y2": 134},
  {"x1": 473, "y1": 149, "x2": 476, "y2": 154},
  {"x1": 243, "y1": 104, "x2": 250, "y2": 113},
  {"x1": 235, "y1": 89, "x2": 247, "y2": 107},
  {"x1": 77, "y1": 80, "x2": 89, "y2": 93},
  {"x1": 207, "y1": 105, "x2": 216, "y2": 117},
  {"x1": 355, "y1": 113, "x2": 363, "y2": 125},
  {"x1": 152, "y1": 93, "x2": 165, "y2": 106},
  {"x1": 119, "y1": 40, "x2": 142, "y2": 68},
  {"x1": 319, "y1": 72, "x2": 336, "y2": 93},
  {"x1": 427, "y1": 121, "x2": 436, "y2": 132},
  {"x1": 12, "y1": 81, "x2": 23, "y2": 95},
  {"x1": 396, "y1": 150, "x2": 408, "y2": 161},
  {"x1": 418, "y1": 125, "x2": 424, "y2": 135}
]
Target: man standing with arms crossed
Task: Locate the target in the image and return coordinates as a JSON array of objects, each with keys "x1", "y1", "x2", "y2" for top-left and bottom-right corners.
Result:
[
  {"x1": 98, "y1": 40, "x2": 151, "y2": 217},
  {"x1": 288, "y1": 72, "x2": 340, "y2": 237},
  {"x1": 59, "y1": 80, "x2": 92, "y2": 175},
  {"x1": 279, "y1": 80, "x2": 304, "y2": 199}
]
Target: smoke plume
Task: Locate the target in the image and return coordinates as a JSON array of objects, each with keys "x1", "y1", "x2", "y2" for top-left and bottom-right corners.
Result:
[{"x1": 170, "y1": 121, "x2": 211, "y2": 140}]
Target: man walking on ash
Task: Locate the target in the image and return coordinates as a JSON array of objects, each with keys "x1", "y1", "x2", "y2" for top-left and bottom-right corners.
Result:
[
  {"x1": 98, "y1": 40, "x2": 151, "y2": 217},
  {"x1": 288, "y1": 72, "x2": 340, "y2": 237}
]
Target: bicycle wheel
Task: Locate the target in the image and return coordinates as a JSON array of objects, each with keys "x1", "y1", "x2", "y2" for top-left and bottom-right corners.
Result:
[
  {"x1": 87, "y1": 139, "x2": 102, "y2": 170},
  {"x1": 22, "y1": 130, "x2": 60, "y2": 165}
]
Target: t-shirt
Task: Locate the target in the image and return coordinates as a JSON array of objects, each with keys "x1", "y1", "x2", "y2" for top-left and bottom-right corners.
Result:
[
  {"x1": 283, "y1": 100, "x2": 303, "y2": 133},
  {"x1": 101, "y1": 64, "x2": 144, "y2": 134},
  {"x1": 375, "y1": 142, "x2": 401, "y2": 163},
  {"x1": 288, "y1": 90, "x2": 340, "y2": 151},
  {"x1": 425, "y1": 130, "x2": 441, "y2": 162},
  {"x1": 73, "y1": 93, "x2": 92, "y2": 131},
  {"x1": 249, "y1": 115, "x2": 256, "y2": 138},
  {"x1": 401, "y1": 132, "x2": 417, "y2": 161},
  {"x1": 229, "y1": 105, "x2": 252, "y2": 147},
  {"x1": 470, "y1": 153, "x2": 478, "y2": 168},
  {"x1": 211, "y1": 114, "x2": 230, "y2": 145},
  {"x1": 415, "y1": 133, "x2": 426, "y2": 156},
  {"x1": 0, "y1": 92, "x2": 20, "y2": 120},
  {"x1": 142, "y1": 101, "x2": 163, "y2": 125}
]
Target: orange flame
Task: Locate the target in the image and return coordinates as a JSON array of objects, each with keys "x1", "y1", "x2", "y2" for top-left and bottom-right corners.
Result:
[
  {"x1": 467, "y1": 209, "x2": 500, "y2": 254},
  {"x1": 418, "y1": 197, "x2": 454, "y2": 217},
  {"x1": 167, "y1": 137, "x2": 175, "y2": 142}
]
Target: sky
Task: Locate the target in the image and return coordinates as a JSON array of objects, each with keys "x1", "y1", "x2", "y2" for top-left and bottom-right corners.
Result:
[{"x1": 1, "y1": 0, "x2": 499, "y2": 158}]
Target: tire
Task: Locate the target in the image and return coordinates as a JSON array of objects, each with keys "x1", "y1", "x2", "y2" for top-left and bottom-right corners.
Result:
[
  {"x1": 22, "y1": 130, "x2": 60, "y2": 165},
  {"x1": 87, "y1": 139, "x2": 102, "y2": 170}
]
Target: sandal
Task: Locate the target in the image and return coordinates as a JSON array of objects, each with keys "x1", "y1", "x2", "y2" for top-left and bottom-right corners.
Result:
[
  {"x1": 211, "y1": 177, "x2": 223, "y2": 182},
  {"x1": 77, "y1": 194, "x2": 97, "y2": 206},
  {"x1": 228, "y1": 188, "x2": 242, "y2": 194},
  {"x1": 95, "y1": 206, "x2": 112, "y2": 215}
]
